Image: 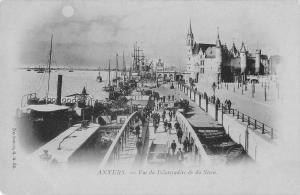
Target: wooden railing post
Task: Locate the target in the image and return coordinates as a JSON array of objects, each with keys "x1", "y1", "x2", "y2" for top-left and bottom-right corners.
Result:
[
  {"x1": 221, "y1": 103, "x2": 224, "y2": 125},
  {"x1": 215, "y1": 102, "x2": 218, "y2": 121},
  {"x1": 205, "y1": 96, "x2": 208, "y2": 112},
  {"x1": 199, "y1": 94, "x2": 201, "y2": 108}
]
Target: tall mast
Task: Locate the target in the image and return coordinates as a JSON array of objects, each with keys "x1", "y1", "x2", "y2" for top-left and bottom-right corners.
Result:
[
  {"x1": 115, "y1": 53, "x2": 118, "y2": 80},
  {"x1": 108, "y1": 59, "x2": 111, "y2": 86},
  {"x1": 133, "y1": 44, "x2": 135, "y2": 71},
  {"x1": 134, "y1": 42, "x2": 137, "y2": 71},
  {"x1": 46, "y1": 34, "x2": 53, "y2": 102},
  {"x1": 122, "y1": 51, "x2": 126, "y2": 81}
]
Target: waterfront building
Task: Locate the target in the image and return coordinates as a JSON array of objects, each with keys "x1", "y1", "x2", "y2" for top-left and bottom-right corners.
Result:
[
  {"x1": 155, "y1": 59, "x2": 176, "y2": 83},
  {"x1": 184, "y1": 20, "x2": 271, "y2": 83}
]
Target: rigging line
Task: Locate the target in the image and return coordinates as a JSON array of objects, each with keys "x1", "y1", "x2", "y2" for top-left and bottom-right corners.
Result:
[{"x1": 46, "y1": 34, "x2": 53, "y2": 102}]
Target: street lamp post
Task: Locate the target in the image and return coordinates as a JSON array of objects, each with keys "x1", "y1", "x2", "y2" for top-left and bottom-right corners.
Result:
[
  {"x1": 212, "y1": 82, "x2": 216, "y2": 97},
  {"x1": 264, "y1": 82, "x2": 267, "y2": 101}
]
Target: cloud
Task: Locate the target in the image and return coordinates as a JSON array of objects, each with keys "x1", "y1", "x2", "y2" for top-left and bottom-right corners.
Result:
[{"x1": 15, "y1": 1, "x2": 296, "y2": 69}]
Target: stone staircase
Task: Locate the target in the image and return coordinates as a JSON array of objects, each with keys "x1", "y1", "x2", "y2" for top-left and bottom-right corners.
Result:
[{"x1": 115, "y1": 132, "x2": 138, "y2": 168}]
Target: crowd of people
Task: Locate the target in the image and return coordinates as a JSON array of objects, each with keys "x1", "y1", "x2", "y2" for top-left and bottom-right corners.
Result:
[{"x1": 151, "y1": 100, "x2": 195, "y2": 165}]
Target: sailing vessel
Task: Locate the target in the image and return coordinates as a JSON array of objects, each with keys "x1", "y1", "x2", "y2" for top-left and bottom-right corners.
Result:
[
  {"x1": 68, "y1": 66, "x2": 74, "y2": 72},
  {"x1": 16, "y1": 35, "x2": 75, "y2": 152},
  {"x1": 103, "y1": 60, "x2": 112, "y2": 92},
  {"x1": 96, "y1": 66, "x2": 102, "y2": 82}
]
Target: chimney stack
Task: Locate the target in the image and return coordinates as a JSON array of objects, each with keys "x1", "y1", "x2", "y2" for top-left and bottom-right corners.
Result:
[{"x1": 56, "y1": 75, "x2": 63, "y2": 105}]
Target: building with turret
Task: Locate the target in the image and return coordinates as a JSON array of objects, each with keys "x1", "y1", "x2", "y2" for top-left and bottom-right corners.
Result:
[{"x1": 184, "y1": 20, "x2": 271, "y2": 83}]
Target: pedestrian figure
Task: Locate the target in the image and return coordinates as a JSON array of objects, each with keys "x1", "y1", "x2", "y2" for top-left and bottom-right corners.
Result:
[
  {"x1": 183, "y1": 137, "x2": 189, "y2": 152},
  {"x1": 216, "y1": 98, "x2": 220, "y2": 108},
  {"x1": 135, "y1": 125, "x2": 140, "y2": 138},
  {"x1": 189, "y1": 138, "x2": 194, "y2": 152},
  {"x1": 169, "y1": 111, "x2": 172, "y2": 121},
  {"x1": 176, "y1": 148, "x2": 184, "y2": 162},
  {"x1": 168, "y1": 122, "x2": 172, "y2": 134},
  {"x1": 227, "y1": 100, "x2": 232, "y2": 111},
  {"x1": 177, "y1": 128, "x2": 183, "y2": 144},
  {"x1": 136, "y1": 138, "x2": 143, "y2": 155},
  {"x1": 164, "y1": 119, "x2": 168, "y2": 132},
  {"x1": 171, "y1": 140, "x2": 177, "y2": 156},
  {"x1": 129, "y1": 126, "x2": 134, "y2": 134}
]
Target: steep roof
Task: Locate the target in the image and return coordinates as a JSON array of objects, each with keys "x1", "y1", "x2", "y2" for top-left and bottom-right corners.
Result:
[
  {"x1": 240, "y1": 42, "x2": 247, "y2": 53},
  {"x1": 192, "y1": 43, "x2": 216, "y2": 56},
  {"x1": 261, "y1": 55, "x2": 268, "y2": 59},
  {"x1": 230, "y1": 43, "x2": 239, "y2": 56}
]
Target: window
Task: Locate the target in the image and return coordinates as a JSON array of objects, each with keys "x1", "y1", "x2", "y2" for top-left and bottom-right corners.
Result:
[{"x1": 200, "y1": 68, "x2": 204, "y2": 74}]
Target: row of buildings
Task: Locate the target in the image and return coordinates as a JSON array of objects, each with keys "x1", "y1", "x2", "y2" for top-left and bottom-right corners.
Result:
[{"x1": 184, "y1": 20, "x2": 279, "y2": 83}]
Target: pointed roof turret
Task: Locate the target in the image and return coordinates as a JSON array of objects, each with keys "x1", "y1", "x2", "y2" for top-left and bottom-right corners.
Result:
[
  {"x1": 230, "y1": 42, "x2": 239, "y2": 57},
  {"x1": 81, "y1": 86, "x2": 88, "y2": 95},
  {"x1": 216, "y1": 27, "x2": 221, "y2": 48},
  {"x1": 188, "y1": 19, "x2": 193, "y2": 35},
  {"x1": 240, "y1": 42, "x2": 247, "y2": 53}
]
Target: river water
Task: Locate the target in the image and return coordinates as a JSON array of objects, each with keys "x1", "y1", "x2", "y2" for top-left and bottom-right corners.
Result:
[{"x1": 17, "y1": 70, "x2": 116, "y2": 101}]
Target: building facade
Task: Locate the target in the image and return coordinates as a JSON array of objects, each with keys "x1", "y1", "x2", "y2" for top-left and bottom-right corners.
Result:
[
  {"x1": 155, "y1": 59, "x2": 176, "y2": 83},
  {"x1": 184, "y1": 20, "x2": 271, "y2": 83}
]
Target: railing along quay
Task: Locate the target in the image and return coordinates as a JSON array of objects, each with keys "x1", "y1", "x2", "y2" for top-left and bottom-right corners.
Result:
[
  {"x1": 176, "y1": 81, "x2": 275, "y2": 139},
  {"x1": 221, "y1": 105, "x2": 274, "y2": 138}
]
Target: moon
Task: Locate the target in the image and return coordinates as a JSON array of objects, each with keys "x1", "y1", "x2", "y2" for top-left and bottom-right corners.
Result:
[{"x1": 62, "y1": 5, "x2": 74, "y2": 18}]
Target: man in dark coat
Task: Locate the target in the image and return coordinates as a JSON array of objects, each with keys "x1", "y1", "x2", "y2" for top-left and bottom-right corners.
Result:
[
  {"x1": 136, "y1": 138, "x2": 143, "y2": 155},
  {"x1": 227, "y1": 100, "x2": 232, "y2": 111},
  {"x1": 171, "y1": 140, "x2": 177, "y2": 156},
  {"x1": 135, "y1": 125, "x2": 140, "y2": 138},
  {"x1": 177, "y1": 129, "x2": 183, "y2": 144},
  {"x1": 164, "y1": 119, "x2": 168, "y2": 132},
  {"x1": 183, "y1": 137, "x2": 189, "y2": 152}
]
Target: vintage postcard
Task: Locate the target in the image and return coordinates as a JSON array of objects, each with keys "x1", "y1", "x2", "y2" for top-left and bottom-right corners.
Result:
[{"x1": 0, "y1": 0, "x2": 299, "y2": 194}]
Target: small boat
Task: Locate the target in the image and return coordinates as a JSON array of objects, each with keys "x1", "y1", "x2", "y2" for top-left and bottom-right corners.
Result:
[
  {"x1": 103, "y1": 86, "x2": 112, "y2": 92},
  {"x1": 27, "y1": 69, "x2": 31, "y2": 71},
  {"x1": 37, "y1": 67, "x2": 44, "y2": 73},
  {"x1": 96, "y1": 66, "x2": 102, "y2": 82},
  {"x1": 103, "y1": 60, "x2": 111, "y2": 90},
  {"x1": 69, "y1": 67, "x2": 74, "y2": 72}
]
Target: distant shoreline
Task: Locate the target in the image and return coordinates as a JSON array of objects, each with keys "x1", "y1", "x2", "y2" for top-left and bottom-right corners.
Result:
[{"x1": 18, "y1": 67, "x2": 124, "y2": 71}]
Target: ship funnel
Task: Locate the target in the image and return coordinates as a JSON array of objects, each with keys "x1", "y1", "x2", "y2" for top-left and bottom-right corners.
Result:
[{"x1": 56, "y1": 75, "x2": 63, "y2": 105}]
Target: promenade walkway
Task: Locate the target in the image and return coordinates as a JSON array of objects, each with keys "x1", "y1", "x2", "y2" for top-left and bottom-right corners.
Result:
[
  {"x1": 194, "y1": 81, "x2": 278, "y2": 128},
  {"x1": 153, "y1": 84, "x2": 222, "y2": 129},
  {"x1": 146, "y1": 108, "x2": 198, "y2": 168},
  {"x1": 152, "y1": 84, "x2": 247, "y2": 165}
]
